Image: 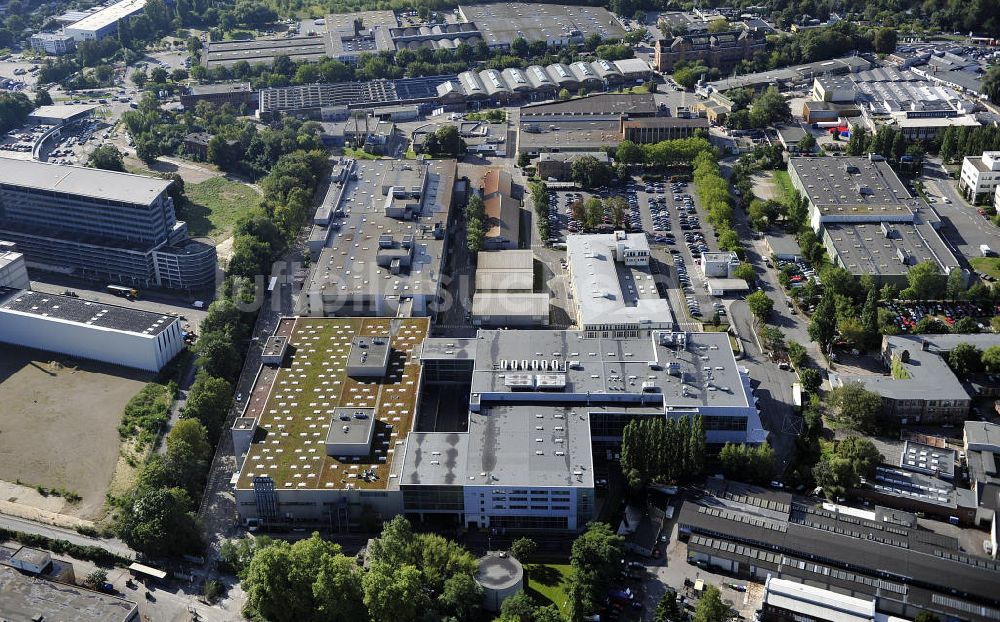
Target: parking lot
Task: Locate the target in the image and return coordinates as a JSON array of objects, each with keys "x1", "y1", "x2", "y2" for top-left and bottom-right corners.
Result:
[{"x1": 879, "y1": 299, "x2": 997, "y2": 333}]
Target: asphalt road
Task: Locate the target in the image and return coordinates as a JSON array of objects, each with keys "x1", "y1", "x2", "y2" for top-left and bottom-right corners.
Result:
[
  {"x1": 921, "y1": 157, "x2": 1000, "y2": 264},
  {"x1": 0, "y1": 513, "x2": 135, "y2": 559}
]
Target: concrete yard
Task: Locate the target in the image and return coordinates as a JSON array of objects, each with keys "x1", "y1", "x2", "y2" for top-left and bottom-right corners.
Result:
[{"x1": 0, "y1": 346, "x2": 149, "y2": 521}]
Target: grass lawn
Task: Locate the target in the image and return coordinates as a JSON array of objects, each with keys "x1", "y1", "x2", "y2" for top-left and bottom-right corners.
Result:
[
  {"x1": 971, "y1": 257, "x2": 1000, "y2": 280},
  {"x1": 343, "y1": 146, "x2": 380, "y2": 160},
  {"x1": 526, "y1": 563, "x2": 573, "y2": 614},
  {"x1": 773, "y1": 170, "x2": 796, "y2": 207},
  {"x1": 179, "y1": 177, "x2": 261, "y2": 239}
]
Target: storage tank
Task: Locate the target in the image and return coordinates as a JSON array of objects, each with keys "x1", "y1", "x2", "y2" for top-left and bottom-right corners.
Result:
[{"x1": 475, "y1": 551, "x2": 524, "y2": 612}]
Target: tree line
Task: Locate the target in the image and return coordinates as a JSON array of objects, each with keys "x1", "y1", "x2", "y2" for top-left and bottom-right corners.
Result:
[{"x1": 621, "y1": 415, "x2": 706, "y2": 490}]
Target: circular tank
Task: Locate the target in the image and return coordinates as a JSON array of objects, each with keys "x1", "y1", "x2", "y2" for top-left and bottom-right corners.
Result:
[{"x1": 475, "y1": 552, "x2": 524, "y2": 612}]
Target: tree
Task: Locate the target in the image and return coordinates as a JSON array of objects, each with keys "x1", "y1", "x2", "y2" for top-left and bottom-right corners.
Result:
[
  {"x1": 499, "y1": 591, "x2": 537, "y2": 622},
  {"x1": 837, "y1": 436, "x2": 882, "y2": 479},
  {"x1": 873, "y1": 28, "x2": 898, "y2": 54},
  {"x1": 746, "y1": 290, "x2": 773, "y2": 321},
  {"x1": 860, "y1": 285, "x2": 879, "y2": 350},
  {"x1": 558, "y1": 88, "x2": 571, "y2": 100},
  {"x1": 758, "y1": 325, "x2": 785, "y2": 353},
  {"x1": 653, "y1": 590, "x2": 684, "y2": 622},
  {"x1": 571, "y1": 155, "x2": 613, "y2": 188},
  {"x1": 748, "y1": 86, "x2": 790, "y2": 128},
  {"x1": 115, "y1": 487, "x2": 202, "y2": 556},
  {"x1": 430, "y1": 124, "x2": 466, "y2": 157},
  {"x1": 951, "y1": 316, "x2": 980, "y2": 334},
  {"x1": 983, "y1": 345, "x2": 1000, "y2": 373},
  {"x1": 0, "y1": 92, "x2": 34, "y2": 135},
  {"x1": 615, "y1": 139, "x2": 644, "y2": 165},
  {"x1": 797, "y1": 132, "x2": 817, "y2": 153},
  {"x1": 828, "y1": 381, "x2": 883, "y2": 433},
  {"x1": 838, "y1": 317, "x2": 867, "y2": 350},
  {"x1": 437, "y1": 573, "x2": 483, "y2": 621},
  {"x1": 809, "y1": 289, "x2": 837, "y2": 354},
  {"x1": 85, "y1": 569, "x2": 108, "y2": 588},
  {"x1": 87, "y1": 144, "x2": 126, "y2": 172},
  {"x1": 914, "y1": 612, "x2": 942, "y2": 622},
  {"x1": 813, "y1": 455, "x2": 857, "y2": 498},
  {"x1": 511, "y1": 537, "x2": 537, "y2": 563},
  {"x1": 983, "y1": 64, "x2": 1000, "y2": 105},
  {"x1": 799, "y1": 367, "x2": 822, "y2": 394},
  {"x1": 34, "y1": 89, "x2": 53, "y2": 107},
  {"x1": 915, "y1": 317, "x2": 949, "y2": 334},
  {"x1": 163, "y1": 418, "x2": 211, "y2": 498},
  {"x1": 845, "y1": 126, "x2": 867, "y2": 156},
  {"x1": 567, "y1": 522, "x2": 626, "y2": 618},
  {"x1": 787, "y1": 341, "x2": 807, "y2": 369},
  {"x1": 946, "y1": 269, "x2": 966, "y2": 301},
  {"x1": 693, "y1": 585, "x2": 730, "y2": 622},
  {"x1": 363, "y1": 563, "x2": 428, "y2": 622},
  {"x1": 194, "y1": 331, "x2": 242, "y2": 380}
]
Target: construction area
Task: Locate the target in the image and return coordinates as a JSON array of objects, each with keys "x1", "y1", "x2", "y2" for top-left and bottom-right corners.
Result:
[{"x1": 0, "y1": 346, "x2": 149, "y2": 522}]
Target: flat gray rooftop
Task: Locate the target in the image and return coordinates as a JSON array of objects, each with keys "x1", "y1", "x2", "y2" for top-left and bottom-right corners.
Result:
[
  {"x1": 0, "y1": 157, "x2": 170, "y2": 205},
  {"x1": 460, "y1": 3, "x2": 625, "y2": 47},
  {"x1": 204, "y1": 36, "x2": 329, "y2": 67},
  {"x1": 823, "y1": 221, "x2": 958, "y2": 277},
  {"x1": 521, "y1": 92, "x2": 657, "y2": 116},
  {"x1": 566, "y1": 233, "x2": 673, "y2": 329},
  {"x1": 834, "y1": 335, "x2": 970, "y2": 402},
  {"x1": 789, "y1": 157, "x2": 925, "y2": 218},
  {"x1": 189, "y1": 81, "x2": 252, "y2": 95},
  {"x1": 471, "y1": 330, "x2": 750, "y2": 409},
  {"x1": 0, "y1": 565, "x2": 138, "y2": 622},
  {"x1": 309, "y1": 159, "x2": 455, "y2": 302},
  {"x1": 401, "y1": 403, "x2": 595, "y2": 487},
  {"x1": 0, "y1": 288, "x2": 178, "y2": 336}
]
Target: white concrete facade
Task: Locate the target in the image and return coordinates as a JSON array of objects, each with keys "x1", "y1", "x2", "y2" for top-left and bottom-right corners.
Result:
[
  {"x1": 0, "y1": 306, "x2": 183, "y2": 371},
  {"x1": 0, "y1": 248, "x2": 29, "y2": 290},
  {"x1": 960, "y1": 152, "x2": 1000, "y2": 205}
]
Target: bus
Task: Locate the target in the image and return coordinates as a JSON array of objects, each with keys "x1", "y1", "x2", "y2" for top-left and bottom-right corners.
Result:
[{"x1": 107, "y1": 284, "x2": 138, "y2": 298}]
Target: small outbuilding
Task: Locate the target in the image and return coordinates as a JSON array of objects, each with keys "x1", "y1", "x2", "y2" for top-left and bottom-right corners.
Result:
[{"x1": 475, "y1": 551, "x2": 524, "y2": 612}]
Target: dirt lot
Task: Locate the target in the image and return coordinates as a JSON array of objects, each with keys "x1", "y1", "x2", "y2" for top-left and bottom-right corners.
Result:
[{"x1": 0, "y1": 346, "x2": 150, "y2": 521}]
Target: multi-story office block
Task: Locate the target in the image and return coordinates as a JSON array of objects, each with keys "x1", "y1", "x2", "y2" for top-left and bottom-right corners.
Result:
[{"x1": 0, "y1": 159, "x2": 215, "y2": 291}]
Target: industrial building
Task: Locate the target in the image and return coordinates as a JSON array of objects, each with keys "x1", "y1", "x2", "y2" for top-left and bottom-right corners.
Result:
[
  {"x1": 566, "y1": 231, "x2": 674, "y2": 338},
  {"x1": 517, "y1": 93, "x2": 708, "y2": 156},
  {"x1": 302, "y1": 158, "x2": 455, "y2": 317},
  {"x1": 472, "y1": 250, "x2": 548, "y2": 327},
  {"x1": 326, "y1": 11, "x2": 397, "y2": 63},
  {"x1": 0, "y1": 565, "x2": 138, "y2": 622},
  {"x1": 257, "y1": 75, "x2": 453, "y2": 120},
  {"x1": 653, "y1": 28, "x2": 766, "y2": 73},
  {"x1": 30, "y1": 32, "x2": 76, "y2": 55},
  {"x1": 831, "y1": 334, "x2": 1000, "y2": 425},
  {"x1": 203, "y1": 35, "x2": 330, "y2": 68},
  {"x1": 0, "y1": 288, "x2": 184, "y2": 372},
  {"x1": 0, "y1": 241, "x2": 29, "y2": 289},
  {"x1": 964, "y1": 421, "x2": 1000, "y2": 518},
  {"x1": 180, "y1": 82, "x2": 256, "y2": 111},
  {"x1": 232, "y1": 316, "x2": 763, "y2": 529},
  {"x1": 703, "y1": 55, "x2": 871, "y2": 94},
  {"x1": 64, "y1": 0, "x2": 147, "y2": 41},
  {"x1": 476, "y1": 168, "x2": 521, "y2": 249},
  {"x1": 788, "y1": 157, "x2": 961, "y2": 287},
  {"x1": 28, "y1": 104, "x2": 97, "y2": 126},
  {"x1": 535, "y1": 151, "x2": 610, "y2": 182},
  {"x1": 679, "y1": 479, "x2": 1000, "y2": 622},
  {"x1": 959, "y1": 151, "x2": 1000, "y2": 205},
  {"x1": 761, "y1": 576, "x2": 880, "y2": 622},
  {"x1": 0, "y1": 158, "x2": 217, "y2": 291},
  {"x1": 458, "y1": 3, "x2": 625, "y2": 48}
]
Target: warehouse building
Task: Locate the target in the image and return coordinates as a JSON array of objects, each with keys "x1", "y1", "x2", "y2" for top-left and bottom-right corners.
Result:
[
  {"x1": 0, "y1": 288, "x2": 184, "y2": 372},
  {"x1": 258, "y1": 75, "x2": 453, "y2": 120},
  {"x1": 831, "y1": 334, "x2": 1000, "y2": 425},
  {"x1": 761, "y1": 576, "x2": 880, "y2": 622},
  {"x1": 535, "y1": 151, "x2": 610, "y2": 182},
  {"x1": 473, "y1": 250, "x2": 548, "y2": 327},
  {"x1": 326, "y1": 10, "x2": 397, "y2": 63},
  {"x1": 233, "y1": 318, "x2": 763, "y2": 529},
  {"x1": 679, "y1": 479, "x2": 1000, "y2": 622},
  {"x1": 28, "y1": 104, "x2": 97, "y2": 126},
  {"x1": 301, "y1": 158, "x2": 455, "y2": 317},
  {"x1": 517, "y1": 93, "x2": 707, "y2": 156},
  {"x1": 458, "y1": 3, "x2": 625, "y2": 48},
  {"x1": 788, "y1": 157, "x2": 961, "y2": 287},
  {"x1": 64, "y1": 0, "x2": 146, "y2": 41},
  {"x1": 566, "y1": 231, "x2": 674, "y2": 338},
  {"x1": 0, "y1": 565, "x2": 138, "y2": 622},
  {"x1": 203, "y1": 35, "x2": 330, "y2": 68},
  {"x1": 0, "y1": 241, "x2": 29, "y2": 289},
  {"x1": 30, "y1": 32, "x2": 76, "y2": 55},
  {"x1": 180, "y1": 82, "x2": 256, "y2": 111},
  {"x1": 476, "y1": 168, "x2": 522, "y2": 249},
  {"x1": 703, "y1": 55, "x2": 871, "y2": 94},
  {"x1": 0, "y1": 159, "x2": 216, "y2": 291},
  {"x1": 964, "y1": 421, "x2": 1000, "y2": 516}
]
